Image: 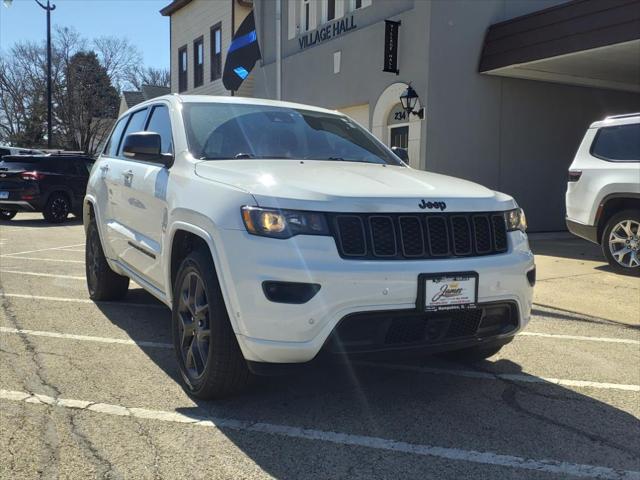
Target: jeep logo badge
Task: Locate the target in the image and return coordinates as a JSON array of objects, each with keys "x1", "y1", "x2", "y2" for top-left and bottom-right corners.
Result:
[{"x1": 419, "y1": 200, "x2": 447, "y2": 211}]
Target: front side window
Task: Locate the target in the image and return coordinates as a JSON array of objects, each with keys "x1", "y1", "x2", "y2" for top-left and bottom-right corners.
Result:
[
  {"x1": 178, "y1": 45, "x2": 188, "y2": 92},
  {"x1": 118, "y1": 108, "x2": 148, "y2": 157},
  {"x1": 146, "y1": 105, "x2": 174, "y2": 154},
  {"x1": 211, "y1": 24, "x2": 222, "y2": 81},
  {"x1": 591, "y1": 124, "x2": 640, "y2": 162},
  {"x1": 104, "y1": 116, "x2": 128, "y2": 157},
  {"x1": 182, "y1": 102, "x2": 402, "y2": 166},
  {"x1": 194, "y1": 37, "x2": 204, "y2": 88}
]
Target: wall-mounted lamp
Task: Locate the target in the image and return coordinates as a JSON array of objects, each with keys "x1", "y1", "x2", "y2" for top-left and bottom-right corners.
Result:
[{"x1": 399, "y1": 84, "x2": 424, "y2": 119}]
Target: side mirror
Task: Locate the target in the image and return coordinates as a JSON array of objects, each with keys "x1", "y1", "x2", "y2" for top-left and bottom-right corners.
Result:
[
  {"x1": 122, "y1": 132, "x2": 173, "y2": 167},
  {"x1": 391, "y1": 146, "x2": 409, "y2": 163}
]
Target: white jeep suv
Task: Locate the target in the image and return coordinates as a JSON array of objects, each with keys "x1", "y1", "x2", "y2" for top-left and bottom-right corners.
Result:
[
  {"x1": 84, "y1": 95, "x2": 534, "y2": 398},
  {"x1": 566, "y1": 113, "x2": 640, "y2": 274}
]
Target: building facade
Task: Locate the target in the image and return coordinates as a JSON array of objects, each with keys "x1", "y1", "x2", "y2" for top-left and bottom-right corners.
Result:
[{"x1": 161, "y1": 0, "x2": 640, "y2": 231}]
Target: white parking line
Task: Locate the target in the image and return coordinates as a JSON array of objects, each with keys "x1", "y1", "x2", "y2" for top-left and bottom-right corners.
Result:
[
  {"x1": 0, "y1": 327, "x2": 172, "y2": 349},
  {"x1": 356, "y1": 362, "x2": 640, "y2": 392},
  {"x1": 2, "y1": 243, "x2": 85, "y2": 257},
  {"x1": 1, "y1": 389, "x2": 637, "y2": 479},
  {"x1": 0, "y1": 256, "x2": 84, "y2": 264},
  {"x1": 1, "y1": 326, "x2": 637, "y2": 392},
  {"x1": 520, "y1": 331, "x2": 640, "y2": 345},
  {"x1": 0, "y1": 270, "x2": 85, "y2": 280},
  {"x1": 1, "y1": 293, "x2": 166, "y2": 309}
]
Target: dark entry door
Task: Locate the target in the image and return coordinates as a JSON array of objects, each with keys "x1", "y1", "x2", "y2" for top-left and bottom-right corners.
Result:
[{"x1": 390, "y1": 126, "x2": 409, "y2": 149}]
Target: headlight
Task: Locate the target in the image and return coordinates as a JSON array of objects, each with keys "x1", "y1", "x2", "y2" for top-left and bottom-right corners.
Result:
[
  {"x1": 505, "y1": 208, "x2": 527, "y2": 232},
  {"x1": 241, "y1": 206, "x2": 329, "y2": 239}
]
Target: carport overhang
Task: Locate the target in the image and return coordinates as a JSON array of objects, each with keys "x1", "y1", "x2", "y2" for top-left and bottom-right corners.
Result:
[{"x1": 479, "y1": 0, "x2": 640, "y2": 93}]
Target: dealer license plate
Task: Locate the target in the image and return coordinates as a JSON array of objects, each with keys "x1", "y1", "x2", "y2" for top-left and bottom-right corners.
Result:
[
  {"x1": 423, "y1": 273, "x2": 477, "y2": 311},
  {"x1": 0, "y1": 191, "x2": 8, "y2": 199}
]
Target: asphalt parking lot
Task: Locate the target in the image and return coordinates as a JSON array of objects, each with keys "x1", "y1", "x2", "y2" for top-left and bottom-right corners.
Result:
[{"x1": 1, "y1": 213, "x2": 639, "y2": 480}]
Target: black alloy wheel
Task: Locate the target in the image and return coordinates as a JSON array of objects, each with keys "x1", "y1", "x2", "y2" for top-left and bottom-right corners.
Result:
[
  {"x1": 172, "y1": 247, "x2": 252, "y2": 399},
  {"x1": 177, "y1": 271, "x2": 211, "y2": 380},
  {"x1": 85, "y1": 219, "x2": 129, "y2": 300},
  {"x1": 43, "y1": 193, "x2": 70, "y2": 223},
  {"x1": 0, "y1": 210, "x2": 17, "y2": 221}
]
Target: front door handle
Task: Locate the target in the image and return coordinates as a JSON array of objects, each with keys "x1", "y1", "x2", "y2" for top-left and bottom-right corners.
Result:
[{"x1": 122, "y1": 169, "x2": 133, "y2": 178}]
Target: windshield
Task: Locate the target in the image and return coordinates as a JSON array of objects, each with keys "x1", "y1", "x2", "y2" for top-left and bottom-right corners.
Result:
[{"x1": 182, "y1": 102, "x2": 403, "y2": 165}]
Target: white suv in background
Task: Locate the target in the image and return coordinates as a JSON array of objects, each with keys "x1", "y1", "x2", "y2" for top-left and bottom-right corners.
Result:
[
  {"x1": 84, "y1": 95, "x2": 534, "y2": 398},
  {"x1": 566, "y1": 113, "x2": 640, "y2": 274}
]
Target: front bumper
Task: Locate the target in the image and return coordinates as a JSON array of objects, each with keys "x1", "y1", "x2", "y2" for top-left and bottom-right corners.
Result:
[{"x1": 215, "y1": 229, "x2": 534, "y2": 364}]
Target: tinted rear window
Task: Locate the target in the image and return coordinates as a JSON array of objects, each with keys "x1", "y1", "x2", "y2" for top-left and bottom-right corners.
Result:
[{"x1": 591, "y1": 124, "x2": 640, "y2": 162}]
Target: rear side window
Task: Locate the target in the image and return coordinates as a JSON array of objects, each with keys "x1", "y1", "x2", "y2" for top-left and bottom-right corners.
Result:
[
  {"x1": 104, "y1": 117, "x2": 128, "y2": 157},
  {"x1": 146, "y1": 105, "x2": 174, "y2": 154},
  {"x1": 53, "y1": 160, "x2": 78, "y2": 175},
  {"x1": 591, "y1": 124, "x2": 640, "y2": 162},
  {"x1": 0, "y1": 148, "x2": 10, "y2": 158},
  {"x1": 118, "y1": 109, "x2": 148, "y2": 157}
]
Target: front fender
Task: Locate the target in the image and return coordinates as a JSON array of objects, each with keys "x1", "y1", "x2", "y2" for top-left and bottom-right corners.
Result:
[{"x1": 165, "y1": 212, "x2": 244, "y2": 335}]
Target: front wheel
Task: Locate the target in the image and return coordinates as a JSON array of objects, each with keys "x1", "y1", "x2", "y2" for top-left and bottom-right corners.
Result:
[
  {"x1": 601, "y1": 210, "x2": 640, "y2": 275},
  {"x1": 172, "y1": 247, "x2": 252, "y2": 399},
  {"x1": 43, "y1": 193, "x2": 70, "y2": 223},
  {"x1": 0, "y1": 210, "x2": 17, "y2": 221}
]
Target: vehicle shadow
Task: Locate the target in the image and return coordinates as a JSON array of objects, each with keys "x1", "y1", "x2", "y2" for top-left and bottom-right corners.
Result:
[
  {"x1": 529, "y1": 236, "x2": 604, "y2": 262},
  {"x1": 0, "y1": 216, "x2": 83, "y2": 228},
  {"x1": 95, "y1": 288, "x2": 640, "y2": 479}
]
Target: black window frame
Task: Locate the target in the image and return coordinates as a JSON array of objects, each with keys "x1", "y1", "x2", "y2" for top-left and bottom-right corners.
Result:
[
  {"x1": 210, "y1": 23, "x2": 222, "y2": 81},
  {"x1": 103, "y1": 116, "x2": 128, "y2": 158},
  {"x1": 117, "y1": 108, "x2": 149, "y2": 158},
  {"x1": 193, "y1": 36, "x2": 204, "y2": 88},
  {"x1": 355, "y1": 0, "x2": 362, "y2": 9},
  {"x1": 144, "y1": 104, "x2": 175, "y2": 156},
  {"x1": 590, "y1": 124, "x2": 640, "y2": 163},
  {"x1": 178, "y1": 45, "x2": 188, "y2": 93}
]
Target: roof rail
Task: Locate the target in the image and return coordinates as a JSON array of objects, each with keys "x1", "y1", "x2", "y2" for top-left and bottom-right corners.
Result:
[{"x1": 605, "y1": 112, "x2": 640, "y2": 120}]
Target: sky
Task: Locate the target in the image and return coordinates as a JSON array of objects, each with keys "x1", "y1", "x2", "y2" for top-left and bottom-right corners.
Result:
[{"x1": 0, "y1": 0, "x2": 170, "y2": 70}]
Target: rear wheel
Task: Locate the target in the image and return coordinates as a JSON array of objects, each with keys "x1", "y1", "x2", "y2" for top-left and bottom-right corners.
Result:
[
  {"x1": 172, "y1": 247, "x2": 252, "y2": 399},
  {"x1": 438, "y1": 344, "x2": 504, "y2": 363},
  {"x1": 601, "y1": 210, "x2": 640, "y2": 275},
  {"x1": 0, "y1": 210, "x2": 17, "y2": 221},
  {"x1": 43, "y1": 193, "x2": 70, "y2": 223},
  {"x1": 86, "y1": 219, "x2": 129, "y2": 300}
]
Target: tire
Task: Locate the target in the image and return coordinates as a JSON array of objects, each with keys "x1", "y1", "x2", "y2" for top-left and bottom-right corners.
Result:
[
  {"x1": 0, "y1": 210, "x2": 17, "y2": 221},
  {"x1": 43, "y1": 192, "x2": 70, "y2": 223},
  {"x1": 438, "y1": 344, "x2": 504, "y2": 363},
  {"x1": 86, "y1": 220, "x2": 130, "y2": 300},
  {"x1": 601, "y1": 209, "x2": 640, "y2": 276},
  {"x1": 172, "y1": 247, "x2": 252, "y2": 399}
]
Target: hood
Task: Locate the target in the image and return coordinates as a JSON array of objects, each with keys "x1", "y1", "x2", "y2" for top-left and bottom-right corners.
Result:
[{"x1": 194, "y1": 160, "x2": 516, "y2": 212}]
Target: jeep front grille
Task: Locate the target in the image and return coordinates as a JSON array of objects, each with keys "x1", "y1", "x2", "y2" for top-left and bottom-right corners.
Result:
[{"x1": 329, "y1": 212, "x2": 508, "y2": 260}]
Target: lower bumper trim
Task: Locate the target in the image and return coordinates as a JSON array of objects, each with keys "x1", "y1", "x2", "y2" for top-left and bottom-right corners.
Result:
[
  {"x1": 0, "y1": 200, "x2": 36, "y2": 212},
  {"x1": 566, "y1": 218, "x2": 598, "y2": 244},
  {"x1": 246, "y1": 301, "x2": 519, "y2": 375}
]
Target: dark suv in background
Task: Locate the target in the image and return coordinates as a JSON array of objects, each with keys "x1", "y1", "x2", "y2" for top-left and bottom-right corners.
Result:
[{"x1": 0, "y1": 154, "x2": 94, "y2": 223}]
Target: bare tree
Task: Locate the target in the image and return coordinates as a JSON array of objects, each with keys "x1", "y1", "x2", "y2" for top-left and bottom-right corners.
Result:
[
  {"x1": 0, "y1": 26, "x2": 163, "y2": 151},
  {"x1": 127, "y1": 66, "x2": 171, "y2": 90},
  {"x1": 0, "y1": 42, "x2": 48, "y2": 146},
  {"x1": 93, "y1": 36, "x2": 142, "y2": 91}
]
